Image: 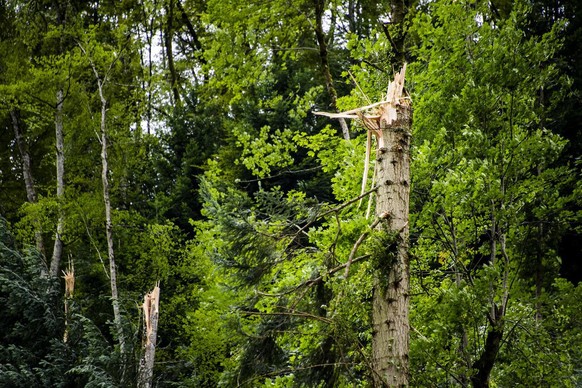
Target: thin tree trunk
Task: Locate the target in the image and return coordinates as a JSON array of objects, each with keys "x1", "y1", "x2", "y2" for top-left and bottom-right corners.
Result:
[
  {"x1": 79, "y1": 41, "x2": 125, "y2": 353},
  {"x1": 10, "y1": 109, "x2": 47, "y2": 273},
  {"x1": 100, "y1": 94, "x2": 125, "y2": 353},
  {"x1": 164, "y1": 0, "x2": 181, "y2": 105},
  {"x1": 50, "y1": 89, "x2": 65, "y2": 278},
  {"x1": 313, "y1": 0, "x2": 350, "y2": 140},
  {"x1": 138, "y1": 284, "x2": 161, "y2": 388},
  {"x1": 389, "y1": 0, "x2": 407, "y2": 66},
  {"x1": 535, "y1": 220, "x2": 543, "y2": 322},
  {"x1": 175, "y1": 0, "x2": 206, "y2": 64},
  {"x1": 371, "y1": 69, "x2": 411, "y2": 387}
]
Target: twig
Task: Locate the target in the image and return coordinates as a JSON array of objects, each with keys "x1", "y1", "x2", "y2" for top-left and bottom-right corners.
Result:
[
  {"x1": 257, "y1": 254, "x2": 370, "y2": 300},
  {"x1": 235, "y1": 165, "x2": 323, "y2": 183},
  {"x1": 410, "y1": 325, "x2": 466, "y2": 386},
  {"x1": 284, "y1": 185, "x2": 379, "y2": 253},
  {"x1": 344, "y1": 214, "x2": 388, "y2": 278},
  {"x1": 239, "y1": 310, "x2": 331, "y2": 324}
]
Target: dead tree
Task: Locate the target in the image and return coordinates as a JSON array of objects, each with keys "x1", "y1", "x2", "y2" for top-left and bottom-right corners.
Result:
[
  {"x1": 315, "y1": 65, "x2": 411, "y2": 387},
  {"x1": 138, "y1": 284, "x2": 160, "y2": 388}
]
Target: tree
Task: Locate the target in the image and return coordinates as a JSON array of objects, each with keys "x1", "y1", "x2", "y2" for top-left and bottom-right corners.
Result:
[
  {"x1": 368, "y1": 68, "x2": 411, "y2": 387},
  {"x1": 408, "y1": 1, "x2": 579, "y2": 385},
  {"x1": 9, "y1": 109, "x2": 47, "y2": 266},
  {"x1": 1, "y1": 0, "x2": 581, "y2": 386}
]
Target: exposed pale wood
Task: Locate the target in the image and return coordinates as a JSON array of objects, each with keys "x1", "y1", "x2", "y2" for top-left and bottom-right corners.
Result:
[
  {"x1": 313, "y1": 64, "x2": 408, "y2": 124},
  {"x1": 138, "y1": 284, "x2": 161, "y2": 388},
  {"x1": 314, "y1": 65, "x2": 411, "y2": 387},
  {"x1": 313, "y1": 100, "x2": 391, "y2": 117},
  {"x1": 359, "y1": 129, "x2": 373, "y2": 209},
  {"x1": 62, "y1": 260, "x2": 74, "y2": 343}
]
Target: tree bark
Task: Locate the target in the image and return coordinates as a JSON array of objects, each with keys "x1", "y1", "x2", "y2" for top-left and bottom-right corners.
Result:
[
  {"x1": 313, "y1": 0, "x2": 350, "y2": 140},
  {"x1": 470, "y1": 213, "x2": 507, "y2": 387},
  {"x1": 79, "y1": 41, "x2": 125, "y2": 353},
  {"x1": 371, "y1": 78, "x2": 411, "y2": 387},
  {"x1": 164, "y1": 0, "x2": 181, "y2": 105},
  {"x1": 470, "y1": 310, "x2": 504, "y2": 388},
  {"x1": 10, "y1": 109, "x2": 47, "y2": 272},
  {"x1": 138, "y1": 284, "x2": 161, "y2": 388},
  {"x1": 100, "y1": 93, "x2": 125, "y2": 354},
  {"x1": 175, "y1": 0, "x2": 206, "y2": 64},
  {"x1": 50, "y1": 88, "x2": 65, "y2": 278}
]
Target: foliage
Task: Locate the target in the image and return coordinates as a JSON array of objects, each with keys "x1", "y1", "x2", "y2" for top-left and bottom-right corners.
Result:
[{"x1": 0, "y1": 0, "x2": 580, "y2": 386}]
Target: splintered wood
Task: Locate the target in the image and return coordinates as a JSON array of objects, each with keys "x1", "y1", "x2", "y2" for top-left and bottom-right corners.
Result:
[
  {"x1": 62, "y1": 261, "x2": 75, "y2": 299},
  {"x1": 314, "y1": 66, "x2": 412, "y2": 386},
  {"x1": 62, "y1": 260, "x2": 75, "y2": 343},
  {"x1": 138, "y1": 283, "x2": 160, "y2": 388},
  {"x1": 313, "y1": 63, "x2": 409, "y2": 133},
  {"x1": 314, "y1": 65, "x2": 410, "y2": 215},
  {"x1": 142, "y1": 284, "x2": 160, "y2": 346}
]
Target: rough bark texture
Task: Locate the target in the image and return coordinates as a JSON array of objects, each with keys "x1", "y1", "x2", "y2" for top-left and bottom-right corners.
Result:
[
  {"x1": 371, "y1": 103, "x2": 411, "y2": 387},
  {"x1": 313, "y1": 0, "x2": 350, "y2": 140},
  {"x1": 10, "y1": 109, "x2": 47, "y2": 268},
  {"x1": 138, "y1": 285, "x2": 161, "y2": 388},
  {"x1": 50, "y1": 88, "x2": 65, "y2": 278}
]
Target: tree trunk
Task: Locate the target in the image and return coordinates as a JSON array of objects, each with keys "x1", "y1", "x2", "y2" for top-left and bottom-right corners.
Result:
[
  {"x1": 471, "y1": 214, "x2": 507, "y2": 387},
  {"x1": 371, "y1": 73, "x2": 411, "y2": 387},
  {"x1": 389, "y1": 0, "x2": 407, "y2": 66},
  {"x1": 100, "y1": 94, "x2": 125, "y2": 353},
  {"x1": 470, "y1": 312, "x2": 504, "y2": 388},
  {"x1": 313, "y1": 0, "x2": 350, "y2": 140},
  {"x1": 10, "y1": 109, "x2": 47, "y2": 273},
  {"x1": 50, "y1": 88, "x2": 65, "y2": 278},
  {"x1": 164, "y1": 0, "x2": 181, "y2": 105},
  {"x1": 175, "y1": 0, "x2": 206, "y2": 64},
  {"x1": 138, "y1": 284, "x2": 161, "y2": 388},
  {"x1": 79, "y1": 41, "x2": 126, "y2": 354}
]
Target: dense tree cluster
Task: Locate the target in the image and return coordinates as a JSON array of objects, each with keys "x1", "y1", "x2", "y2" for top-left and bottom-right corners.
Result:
[{"x1": 0, "y1": 0, "x2": 580, "y2": 386}]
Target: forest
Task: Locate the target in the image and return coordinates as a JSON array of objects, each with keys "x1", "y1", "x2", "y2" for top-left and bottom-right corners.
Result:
[{"x1": 0, "y1": 0, "x2": 581, "y2": 387}]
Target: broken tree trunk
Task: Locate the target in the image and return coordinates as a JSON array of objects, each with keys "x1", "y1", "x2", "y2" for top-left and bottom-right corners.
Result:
[
  {"x1": 370, "y1": 66, "x2": 411, "y2": 387},
  {"x1": 138, "y1": 284, "x2": 160, "y2": 388},
  {"x1": 315, "y1": 66, "x2": 411, "y2": 386},
  {"x1": 62, "y1": 260, "x2": 74, "y2": 343}
]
